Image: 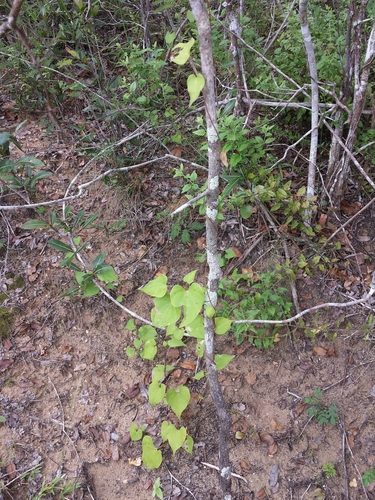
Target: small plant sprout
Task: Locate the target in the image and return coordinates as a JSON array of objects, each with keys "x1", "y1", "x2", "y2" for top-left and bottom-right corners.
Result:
[
  {"x1": 152, "y1": 477, "x2": 163, "y2": 499},
  {"x1": 322, "y1": 462, "x2": 337, "y2": 478},
  {"x1": 305, "y1": 389, "x2": 339, "y2": 425}
]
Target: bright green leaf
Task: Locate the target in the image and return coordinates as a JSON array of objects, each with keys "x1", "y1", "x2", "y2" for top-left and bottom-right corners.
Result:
[
  {"x1": 165, "y1": 31, "x2": 176, "y2": 45},
  {"x1": 129, "y1": 423, "x2": 145, "y2": 441},
  {"x1": 194, "y1": 370, "x2": 206, "y2": 381},
  {"x1": 214, "y1": 317, "x2": 232, "y2": 335},
  {"x1": 142, "y1": 436, "x2": 162, "y2": 469},
  {"x1": 170, "y1": 285, "x2": 186, "y2": 307},
  {"x1": 161, "y1": 421, "x2": 186, "y2": 455},
  {"x1": 125, "y1": 319, "x2": 136, "y2": 330},
  {"x1": 183, "y1": 270, "x2": 197, "y2": 284},
  {"x1": 184, "y1": 435, "x2": 194, "y2": 454},
  {"x1": 126, "y1": 346, "x2": 136, "y2": 357},
  {"x1": 82, "y1": 282, "x2": 99, "y2": 298},
  {"x1": 171, "y1": 38, "x2": 195, "y2": 65},
  {"x1": 205, "y1": 305, "x2": 215, "y2": 319},
  {"x1": 141, "y1": 274, "x2": 168, "y2": 298},
  {"x1": 187, "y1": 73, "x2": 205, "y2": 107},
  {"x1": 138, "y1": 325, "x2": 157, "y2": 341},
  {"x1": 151, "y1": 294, "x2": 181, "y2": 327},
  {"x1": 180, "y1": 283, "x2": 205, "y2": 327},
  {"x1": 215, "y1": 354, "x2": 235, "y2": 370},
  {"x1": 149, "y1": 380, "x2": 166, "y2": 406},
  {"x1": 165, "y1": 386, "x2": 190, "y2": 419},
  {"x1": 185, "y1": 315, "x2": 204, "y2": 339},
  {"x1": 97, "y1": 266, "x2": 117, "y2": 283},
  {"x1": 141, "y1": 338, "x2": 157, "y2": 360}
]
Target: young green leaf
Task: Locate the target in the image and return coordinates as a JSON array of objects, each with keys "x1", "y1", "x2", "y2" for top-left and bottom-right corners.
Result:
[
  {"x1": 142, "y1": 436, "x2": 162, "y2": 469},
  {"x1": 183, "y1": 270, "x2": 197, "y2": 284},
  {"x1": 170, "y1": 38, "x2": 195, "y2": 65},
  {"x1": 129, "y1": 423, "x2": 145, "y2": 441},
  {"x1": 138, "y1": 325, "x2": 157, "y2": 341},
  {"x1": 151, "y1": 294, "x2": 181, "y2": 327},
  {"x1": 165, "y1": 386, "x2": 190, "y2": 419},
  {"x1": 125, "y1": 319, "x2": 136, "y2": 331},
  {"x1": 97, "y1": 266, "x2": 117, "y2": 283},
  {"x1": 214, "y1": 317, "x2": 232, "y2": 335},
  {"x1": 170, "y1": 284, "x2": 186, "y2": 307},
  {"x1": 180, "y1": 283, "x2": 205, "y2": 327},
  {"x1": 140, "y1": 338, "x2": 157, "y2": 360},
  {"x1": 149, "y1": 380, "x2": 166, "y2": 406},
  {"x1": 161, "y1": 421, "x2": 186, "y2": 454},
  {"x1": 82, "y1": 281, "x2": 100, "y2": 298},
  {"x1": 215, "y1": 354, "x2": 235, "y2": 370},
  {"x1": 125, "y1": 346, "x2": 136, "y2": 358},
  {"x1": 141, "y1": 274, "x2": 168, "y2": 298},
  {"x1": 187, "y1": 73, "x2": 205, "y2": 107}
]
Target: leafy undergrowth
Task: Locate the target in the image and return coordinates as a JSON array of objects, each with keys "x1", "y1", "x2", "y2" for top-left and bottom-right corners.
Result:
[{"x1": 1, "y1": 115, "x2": 375, "y2": 500}]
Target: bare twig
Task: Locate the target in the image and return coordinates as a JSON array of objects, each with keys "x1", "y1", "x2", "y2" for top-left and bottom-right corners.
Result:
[
  {"x1": 201, "y1": 462, "x2": 248, "y2": 484},
  {"x1": 342, "y1": 420, "x2": 370, "y2": 499},
  {"x1": 167, "y1": 467, "x2": 198, "y2": 499},
  {"x1": 170, "y1": 189, "x2": 208, "y2": 216}
]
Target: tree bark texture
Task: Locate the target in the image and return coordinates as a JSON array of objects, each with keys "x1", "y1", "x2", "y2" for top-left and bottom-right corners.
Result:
[
  {"x1": 299, "y1": 0, "x2": 319, "y2": 220},
  {"x1": 327, "y1": 0, "x2": 375, "y2": 206},
  {"x1": 189, "y1": 1, "x2": 232, "y2": 498}
]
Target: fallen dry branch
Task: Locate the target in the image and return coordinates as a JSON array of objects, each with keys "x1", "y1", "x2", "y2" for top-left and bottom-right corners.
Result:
[{"x1": 233, "y1": 272, "x2": 375, "y2": 326}]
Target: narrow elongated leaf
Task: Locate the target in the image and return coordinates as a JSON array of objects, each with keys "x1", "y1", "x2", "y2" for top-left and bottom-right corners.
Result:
[
  {"x1": 22, "y1": 220, "x2": 49, "y2": 229},
  {"x1": 48, "y1": 239, "x2": 73, "y2": 253}
]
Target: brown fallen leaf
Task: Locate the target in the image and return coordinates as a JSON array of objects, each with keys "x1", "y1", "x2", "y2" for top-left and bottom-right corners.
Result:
[
  {"x1": 2, "y1": 339, "x2": 13, "y2": 351},
  {"x1": 260, "y1": 432, "x2": 278, "y2": 456},
  {"x1": 238, "y1": 458, "x2": 252, "y2": 471},
  {"x1": 313, "y1": 346, "x2": 327, "y2": 357},
  {"x1": 255, "y1": 487, "x2": 267, "y2": 499},
  {"x1": 143, "y1": 479, "x2": 153, "y2": 490},
  {"x1": 60, "y1": 345, "x2": 72, "y2": 354},
  {"x1": 347, "y1": 427, "x2": 359, "y2": 448},
  {"x1": 6, "y1": 463, "x2": 16, "y2": 480},
  {"x1": 126, "y1": 383, "x2": 140, "y2": 398},
  {"x1": 220, "y1": 150, "x2": 228, "y2": 167},
  {"x1": 270, "y1": 419, "x2": 284, "y2": 431},
  {"x1": 245, "y1": 372, "x2": 257, "y2": 386},
  {"x1": 170, "y1": 147, "x2": 182, "y2": 158},
  {"x1": 230, "y1": 247, "x2": 242, "y2": 258},
  {"x1": 167, "y1": 348, "x2": 180, "y2": 360},
  {"x1": 0, "y1": 359, "x2": 14, "y2": 371},
  {"x1": 196, "y1": 237, "x2": 206, "y2": 250},
  {"x1": 180, "y1": 361, "x2": 195, "y2": 371},
  {"x1": 327, "y1": 345, "x2": 337, "y2": 357}
]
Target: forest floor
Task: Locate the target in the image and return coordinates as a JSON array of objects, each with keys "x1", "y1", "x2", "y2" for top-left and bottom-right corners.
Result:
[{"x1": 1, "y1": 107, "x2": 375, "y2": 500}]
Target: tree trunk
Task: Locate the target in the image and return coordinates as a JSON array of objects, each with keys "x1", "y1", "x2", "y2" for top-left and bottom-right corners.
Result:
[{"x1": 189, "y1": 1, "x2": 232, "y2": 498}]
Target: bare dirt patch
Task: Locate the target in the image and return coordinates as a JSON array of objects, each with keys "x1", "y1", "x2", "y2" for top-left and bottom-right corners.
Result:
[{"x1": 1, "y1": 114, "x2": 375, "y2": 500}]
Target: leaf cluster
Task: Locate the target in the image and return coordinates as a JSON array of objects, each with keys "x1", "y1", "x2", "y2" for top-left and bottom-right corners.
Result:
[{"x1": 305, "y1": 389, "x2": 339, "y2": 425}]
